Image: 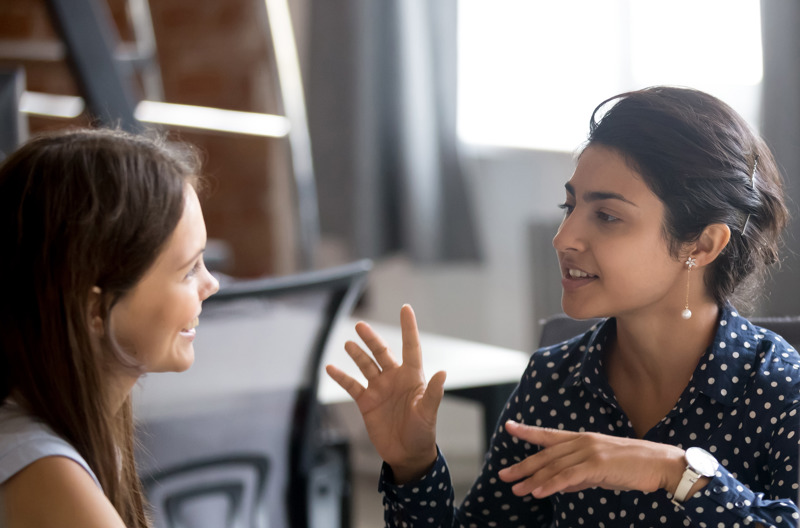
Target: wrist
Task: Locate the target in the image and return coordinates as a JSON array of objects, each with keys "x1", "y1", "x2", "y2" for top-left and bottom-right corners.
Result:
[
  {"x1": 663, "y1": 450, "x2": 688, "y2": 495},
  {"x1": 389, "y1": 448, "x2": 438, "y2": 485},
  {"x1": 669, "y1": 447, "x2": 718, "y2": 504}
]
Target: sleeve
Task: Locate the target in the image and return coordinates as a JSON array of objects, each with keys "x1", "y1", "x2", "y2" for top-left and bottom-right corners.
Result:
[
  {"x1": 378, "y1": 447, "x2": 456, "y2": 527},
  {"x1": 377, "y1": 384, "x2": 553, "y2": 527},
  {"x1": 676, "y1": 399, "x2": 800, "y2": 527}
]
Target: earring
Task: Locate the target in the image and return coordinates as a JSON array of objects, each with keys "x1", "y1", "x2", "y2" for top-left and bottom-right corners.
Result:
[{"x1": 682, "y1": 257, "x2": 697, "y2": 320}]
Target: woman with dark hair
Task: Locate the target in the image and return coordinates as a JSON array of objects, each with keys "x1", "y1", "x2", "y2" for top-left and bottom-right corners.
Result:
[
  {"x1": 327, "y1": 87, "x2": 800, "y2": 526},
  {"x1": 0, "y1": 128, "x2": 219, "y2": 527}
]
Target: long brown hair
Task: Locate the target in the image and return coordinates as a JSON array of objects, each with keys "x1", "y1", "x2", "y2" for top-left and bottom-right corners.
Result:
[{"x1": 0, "y1": 128, "x2": 201, "y2": 527}]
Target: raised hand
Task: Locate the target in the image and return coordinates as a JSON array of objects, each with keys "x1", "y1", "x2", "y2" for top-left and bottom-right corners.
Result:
[
  {"x1": 497, "y1": 421, "x2": 688, "y2": 498},
  {"x1": 325, "y1": 304, "x2": 447, "y2": 483}
]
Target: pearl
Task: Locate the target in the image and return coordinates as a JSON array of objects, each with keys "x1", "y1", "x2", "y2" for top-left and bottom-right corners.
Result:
[{"x1": 681, "y1": 308, "x2": 692, "y2": 319}]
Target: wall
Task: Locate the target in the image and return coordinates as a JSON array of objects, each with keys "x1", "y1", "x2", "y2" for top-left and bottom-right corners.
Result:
[{"x1": 0, "y1": 0, "x2": 301, "y2": 277}]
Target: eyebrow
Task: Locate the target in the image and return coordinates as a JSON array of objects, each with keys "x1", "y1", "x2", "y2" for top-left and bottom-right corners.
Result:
[
  {"x1": 564, "y1": 182, "x2": 638, "y2": 207},
  {"x1": 179, "y1": 248, "x2": 205, "y2": 270}
]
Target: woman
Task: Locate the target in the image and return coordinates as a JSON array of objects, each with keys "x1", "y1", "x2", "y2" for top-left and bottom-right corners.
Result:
[
  {"x1": 0, "y1": 128, "x2": 219, "y2": 527},
  {"x1": 327, "y1": 87, "x2": 800, "y2": 526}
]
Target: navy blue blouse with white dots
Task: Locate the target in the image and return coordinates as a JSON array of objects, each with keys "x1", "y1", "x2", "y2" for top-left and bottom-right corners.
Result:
[{"x1": 378, "y1": 305, "x2": 800, "y2": 527}]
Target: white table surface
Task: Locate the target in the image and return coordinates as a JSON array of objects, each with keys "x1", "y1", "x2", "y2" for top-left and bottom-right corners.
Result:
[{"x1": 318, "y1": 318, "x2": 530, "y2": 404}]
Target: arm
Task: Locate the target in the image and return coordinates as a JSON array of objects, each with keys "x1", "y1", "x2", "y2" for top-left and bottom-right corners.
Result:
[
  {"x1": 2, "y1": 456, "x2": 126, "y2": 528},
  {"x1": 498, "y1": 419, "x2": 800, "y2": 527}
]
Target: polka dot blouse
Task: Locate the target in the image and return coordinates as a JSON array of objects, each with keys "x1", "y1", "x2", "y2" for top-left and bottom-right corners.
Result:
[{"x1": 378, "y1": 305, "x2": 800, "y2": 527}]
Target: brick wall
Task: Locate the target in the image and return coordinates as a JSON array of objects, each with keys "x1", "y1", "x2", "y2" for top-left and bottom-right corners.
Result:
[{"x1": 0, "y1": 0, "x2": 301, "y2": 276}]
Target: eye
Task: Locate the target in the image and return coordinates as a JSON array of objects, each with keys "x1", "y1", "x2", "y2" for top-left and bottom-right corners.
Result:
[
  {"x1": 185, "y1": 259, "x2": 202, "y2": 279},
  {"x1": 596, "y1": 211, "x2": 620, "y2": 223},
  {"x1": 558, "y1": 202, "x2": 574, "y2": 216}
]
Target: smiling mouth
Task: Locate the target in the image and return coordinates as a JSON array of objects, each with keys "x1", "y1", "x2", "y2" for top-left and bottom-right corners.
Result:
[
  {"x1": 181, "y1": 317, "x2": 199, "y2": 333},
  {"x1": 566, "y1": 268, "x2": 598, "y2": 279}
]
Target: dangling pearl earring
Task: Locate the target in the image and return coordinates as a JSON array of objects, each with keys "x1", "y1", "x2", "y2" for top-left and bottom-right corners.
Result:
[{"x1": 682, "y1": 257, "x2": 697, "y2": 320}]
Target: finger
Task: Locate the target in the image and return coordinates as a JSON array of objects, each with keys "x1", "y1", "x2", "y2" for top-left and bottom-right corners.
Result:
[
  {"x1": 419, "y1": 370, "x2": 447, "y2": 420},
  {"x1": 511, "y1": 449, "x2": 593, "y2": 497},
  {"x1": 325, "y1": 364, "x2": 365, "y2": 401},
  {"x1": 354, "y1": 321, "x2": 399, "y2": 370},
  {"x1": 504, "y1": 421, "x2": 579, "y2": 447},
  {"x1": 343, "y1": 340, "x2": 383, "y2": 380},
  {"x1": 354, "y1": 322, "x2": 399, "y2": 371},
  {"x1": 400, "y1": 304, "x2": 423, "y2": 369}
]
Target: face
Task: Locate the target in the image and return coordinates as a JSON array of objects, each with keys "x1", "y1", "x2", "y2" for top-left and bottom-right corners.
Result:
[
  {"x1": 552, "y1": 145, "x2": 687, "y2": 321},
  {"x1": 109, "y1": 185, "x2": 219, "y2": 374}
]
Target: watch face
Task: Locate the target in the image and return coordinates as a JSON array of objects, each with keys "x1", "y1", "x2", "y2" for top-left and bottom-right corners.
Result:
[{"x1": 686, "y1": 447, "x2": 719, "y2": 477}]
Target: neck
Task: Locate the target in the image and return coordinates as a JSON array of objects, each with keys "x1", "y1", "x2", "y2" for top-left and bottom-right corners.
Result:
[
  {"x1": 608, "y1": 300, "x2": 720, "y2": 390},
  {"x1": 107, "y1": 372, "x2": 139, "y2": 414}
]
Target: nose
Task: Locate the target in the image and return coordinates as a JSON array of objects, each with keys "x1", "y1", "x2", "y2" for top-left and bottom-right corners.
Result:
[
  {"x1": 552, "y1": 212, "x2": 584, "y2": 253},
  {"x1": 200, "y1": 267, "x2": 220, "y2": 300}
]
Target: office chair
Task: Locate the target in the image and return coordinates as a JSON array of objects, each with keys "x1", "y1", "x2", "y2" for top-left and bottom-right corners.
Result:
[
  {"x1": 133, "y1": 260, "x2": 372, "y2": 528},
  {"x1": 538, "y1": 313, "x2": 800, "y2": 349}
]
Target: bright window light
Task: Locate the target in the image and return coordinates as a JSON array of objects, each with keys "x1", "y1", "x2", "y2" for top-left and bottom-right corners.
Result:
[{"x1": 457, "y1": 0, "x2": 763, "y2": 152}]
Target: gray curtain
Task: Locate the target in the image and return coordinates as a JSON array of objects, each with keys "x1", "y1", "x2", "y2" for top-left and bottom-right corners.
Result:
[
  {"x1": 759, "y1": 1, "x2": 800, "y2": 315},
  {"x1": 306, "y1": 0, "x2": 481, "y2": 263}
]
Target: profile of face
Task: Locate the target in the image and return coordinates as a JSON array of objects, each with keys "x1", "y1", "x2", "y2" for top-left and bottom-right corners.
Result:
[
  {"x1": 553, "y1": 145, "x2": 688, "y2": 321},
  {"x1": 109, "y1": 185, "x2": 219, "y2": 374}
]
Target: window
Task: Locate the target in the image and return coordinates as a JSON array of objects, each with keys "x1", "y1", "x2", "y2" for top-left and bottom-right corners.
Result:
[{"x1": 457, "y1": 0, "x2": 763, "y2": 152}]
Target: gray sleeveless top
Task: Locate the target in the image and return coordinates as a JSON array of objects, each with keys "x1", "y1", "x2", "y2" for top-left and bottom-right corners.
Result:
[{"x1": 0, "y1": 400, "x2": 102, "y2": 526}]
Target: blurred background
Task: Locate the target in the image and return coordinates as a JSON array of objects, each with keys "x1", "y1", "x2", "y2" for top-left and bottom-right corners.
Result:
[
  {"x1": 1, "y1": 0, "x2": 798, "y2": 525},
  {"x1": 1, "y1": 0, "x2": 798, "y2": 351}
]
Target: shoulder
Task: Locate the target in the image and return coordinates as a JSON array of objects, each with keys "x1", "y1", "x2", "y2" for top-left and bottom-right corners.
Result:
[
  {"x1": 0, "y1": 403, "x2": 123, "y2": 528},
  {"x1": 717, "y1": 309, "x2": 800, "y2": 407},
  {"x1": 2, "y1": 456, "x2": 125, "y2": 528},
  {"x1": 523, "y1": 319, "x2": 608, "y2": 383},
  {"x1": 0, "y1": 402, "x2": 100, "y2": 489}
]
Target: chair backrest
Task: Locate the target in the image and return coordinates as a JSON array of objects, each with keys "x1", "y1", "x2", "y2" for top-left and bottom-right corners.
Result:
[
  {"x1": 133, "y1": 260, "x2": 371, "y2": 528},
  {"x1": 538, "y1": 313, "x2": 800, "y2": 350}
]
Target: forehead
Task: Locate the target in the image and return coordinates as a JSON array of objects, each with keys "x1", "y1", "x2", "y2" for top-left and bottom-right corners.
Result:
[
  {"x1": 569, "y1": 145, "x2": 657, "y2": 202},
  {"x1": 152, "y1": 185, "x2": 205, "y2": 269}
]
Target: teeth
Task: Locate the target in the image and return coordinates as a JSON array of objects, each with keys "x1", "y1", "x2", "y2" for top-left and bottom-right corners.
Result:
[
  {"x1": 190, "y1": 317, "x2": 199, "y2": 329},
  {"x1": 568, "y1": 269, "x2": 592, "y2": 278}
]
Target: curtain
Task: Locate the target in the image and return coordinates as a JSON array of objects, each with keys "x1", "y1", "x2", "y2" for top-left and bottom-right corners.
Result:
[
  {"x1": 759, "y1": 1, "x2": 800, "y2": 315},
  {"x1": 306, "y1": 0, "x2": 481, "y2": 263}
]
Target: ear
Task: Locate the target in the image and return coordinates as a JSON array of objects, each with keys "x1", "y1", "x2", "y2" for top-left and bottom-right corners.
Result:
[
  {"x1": 87, "y1": 286, "x2": 105, "y2": 337},
  {"x1": 689, "y1": 223, "x2": 731, "y2": 267}
]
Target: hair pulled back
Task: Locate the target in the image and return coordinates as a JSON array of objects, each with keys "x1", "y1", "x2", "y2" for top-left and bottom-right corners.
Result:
[{"x1": 587, "y1": 86, "x2": 788, "y2": 311}]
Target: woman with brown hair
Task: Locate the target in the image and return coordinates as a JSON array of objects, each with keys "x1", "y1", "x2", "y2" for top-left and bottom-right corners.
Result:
[{"x1": 0, "y1": 128, "x2": 219, "y2": 527}]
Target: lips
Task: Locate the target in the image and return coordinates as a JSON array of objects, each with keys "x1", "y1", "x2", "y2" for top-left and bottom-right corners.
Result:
[
  {"x1": 567, "y1": 268, "x2": 598, "y2": 279},
  {"x1": 180, "y1": 316, "x2": 199, "y2": 336}
]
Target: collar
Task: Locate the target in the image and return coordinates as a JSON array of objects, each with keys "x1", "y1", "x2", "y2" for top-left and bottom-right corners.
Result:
[{"x1": 565, "y1": 305, "x2": 763, "y2": 408}]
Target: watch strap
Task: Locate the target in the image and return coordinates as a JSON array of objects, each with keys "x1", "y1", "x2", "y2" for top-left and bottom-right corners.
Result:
[{"x1": 672, "y1": 466, "x2": 701, "y2": 504}]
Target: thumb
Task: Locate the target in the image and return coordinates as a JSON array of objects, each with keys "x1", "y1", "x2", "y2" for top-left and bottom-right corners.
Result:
[{"x1": 419, "y1": 370, "x2": 447, "y2": 420}]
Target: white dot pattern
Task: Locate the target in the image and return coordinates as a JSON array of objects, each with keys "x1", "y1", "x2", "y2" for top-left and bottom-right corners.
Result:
[{"x1": 378, "y1": 305, "x2": 800, "y2": 527}]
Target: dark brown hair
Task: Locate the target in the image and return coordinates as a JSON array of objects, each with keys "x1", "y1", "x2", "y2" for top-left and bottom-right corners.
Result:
[
  {"x1": 0, "y1": 127, "x2": 201, "y2": 527},
  {"x1": 587, "y1": 86, "x2": 789, "y2": 312}
]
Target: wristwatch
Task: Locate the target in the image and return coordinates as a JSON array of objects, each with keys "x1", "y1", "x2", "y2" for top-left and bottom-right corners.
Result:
[{"x1": 672, "y1": 447, "x2": 719, "y2": 504}]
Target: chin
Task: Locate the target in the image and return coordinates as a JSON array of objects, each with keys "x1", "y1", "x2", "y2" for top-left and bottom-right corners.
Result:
[{"x1": 561, "y1": 300, "x2": 606, "y2": 321}]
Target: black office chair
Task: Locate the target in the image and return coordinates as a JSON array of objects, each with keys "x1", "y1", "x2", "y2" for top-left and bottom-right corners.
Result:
[
  {"x1": 538, "y1": 313, "x2": 800, "y2": 349},
  {"x1": 134, "y1": 260, "x2": 372, "y2": 528}
]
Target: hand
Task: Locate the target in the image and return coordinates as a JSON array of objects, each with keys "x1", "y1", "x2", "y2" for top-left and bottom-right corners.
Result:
[
  {"x1": 497, "y1": 421, "x2": 687, "y2": 498},
  {"x1": 326, "y1": 304, "x2": 446, "y2": 483}
]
